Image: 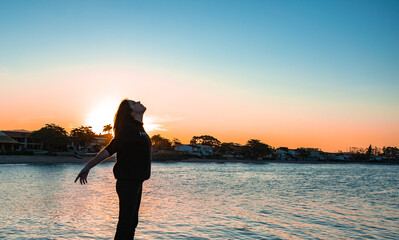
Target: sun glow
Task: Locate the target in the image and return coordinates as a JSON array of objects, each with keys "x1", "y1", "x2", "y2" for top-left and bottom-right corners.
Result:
[
  {"x1": 85, "y1": 100, "x2": 120, "y2": 134},
  {"x1": 85, "y1": 99, "x2": 162, "y2": 134},
  {"x1": 143, "y1": 116, "x2": 164, "y2": 133}
]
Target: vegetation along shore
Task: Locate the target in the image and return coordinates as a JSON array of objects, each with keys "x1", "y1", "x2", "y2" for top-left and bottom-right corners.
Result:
[{"x1": 1, "y1": 123, "x2": 398, "y2": 164}]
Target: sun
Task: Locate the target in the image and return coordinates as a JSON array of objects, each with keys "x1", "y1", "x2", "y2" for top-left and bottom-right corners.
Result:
[
  {"x1": 85, "y1": 100, "x2": 119, "y2": 134},
  {"x1": 85, "y1": 100, "x2": 162, "y2": 134}
]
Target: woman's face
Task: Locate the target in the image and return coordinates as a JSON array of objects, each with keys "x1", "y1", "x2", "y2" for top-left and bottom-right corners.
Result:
[{"x1": 129, "y1": 100, "x2": 146, "y2": 114}]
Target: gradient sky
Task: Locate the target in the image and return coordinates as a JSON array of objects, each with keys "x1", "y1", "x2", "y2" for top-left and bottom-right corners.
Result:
[{"x1": 1, "y1": 0, "x2": 398, "y2": 152}]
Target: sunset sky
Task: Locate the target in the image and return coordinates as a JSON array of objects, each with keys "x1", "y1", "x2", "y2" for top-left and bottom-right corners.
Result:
[{"x1": 1, "y1": 0, "x2": 398, "y2": 152}]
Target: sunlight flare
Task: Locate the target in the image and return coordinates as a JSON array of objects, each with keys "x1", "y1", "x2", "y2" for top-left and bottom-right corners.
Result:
[
  {"x1": 144, "y1": 116, "x2": 165, "y2": 133},
  {"x1": 85, "y1": 99, "x2": 164, "y2": 134},
  {"x1": 85, "y1": 99, "x2": 120, "y2": 134}
]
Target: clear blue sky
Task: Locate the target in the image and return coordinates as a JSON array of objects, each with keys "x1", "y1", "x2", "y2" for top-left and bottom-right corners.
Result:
[
  {"x1": 1, "y1": 0, "x2": 398, "y2": 151},
  {"x1": 2, "y1": 0, "x2": 398, "y2": 96}
]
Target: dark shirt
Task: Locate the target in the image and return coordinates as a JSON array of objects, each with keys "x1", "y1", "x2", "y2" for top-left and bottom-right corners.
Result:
[{"x1": 105, "y1": 120, "x2": 151, "y2": 181}]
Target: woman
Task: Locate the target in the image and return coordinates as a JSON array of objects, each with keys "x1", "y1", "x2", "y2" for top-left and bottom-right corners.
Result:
[{"x1": 75, "y1": 99, "x2": 151, "y2": 240}]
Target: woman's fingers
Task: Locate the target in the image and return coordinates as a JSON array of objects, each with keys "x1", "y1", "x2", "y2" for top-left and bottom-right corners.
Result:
[
  {"x1": 78, "y1": 175, "x2": 88, "y2": 185},
  {"x1": 75, "y1": 174, "x2": 85, "y2": 184},
  {"x1": 75, "y1": 168, "x2": 90, "y2": 184}
]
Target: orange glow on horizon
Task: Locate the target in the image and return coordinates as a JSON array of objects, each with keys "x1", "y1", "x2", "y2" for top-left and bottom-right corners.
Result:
[
  {"x1": 1, "y1": 114, "x2": 397, "y2": 153},
  {"x1": 0, "y1": 66, "x2": 397, "y2": 153}
]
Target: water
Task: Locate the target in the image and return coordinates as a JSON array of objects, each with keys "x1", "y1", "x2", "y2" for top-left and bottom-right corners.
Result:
[{"x1": 1, "y1": 162, "x2": 398, "y2": 240}]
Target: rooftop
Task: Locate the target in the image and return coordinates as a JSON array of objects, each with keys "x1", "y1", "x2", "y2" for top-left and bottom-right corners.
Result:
[{"x1": 0, "y1": 131, "x2": 20, "y2": 144}]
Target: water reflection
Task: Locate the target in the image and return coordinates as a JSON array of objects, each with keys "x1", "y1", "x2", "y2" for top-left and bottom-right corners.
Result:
[{"x1": 0, "y1": 162, "x2": 398, "y2": 239}]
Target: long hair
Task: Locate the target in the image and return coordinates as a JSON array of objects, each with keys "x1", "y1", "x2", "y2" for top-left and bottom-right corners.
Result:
[{"x1": 113, "y1": 99, "x2": 134, "y2": 134}]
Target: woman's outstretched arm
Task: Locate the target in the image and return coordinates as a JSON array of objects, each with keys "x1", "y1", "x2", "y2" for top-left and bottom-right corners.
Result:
[{"x1": 74, "y1": 148, "x2": 111, "y2": 184}]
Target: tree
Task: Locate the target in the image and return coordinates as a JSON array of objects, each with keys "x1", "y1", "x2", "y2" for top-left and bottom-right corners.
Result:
[
  {"x1": 70, "y1": 126, "x2": 96, "y2": 149},
  {"x1": 244, "y1": 139, "x2": 272, "y2": 158},
  {"x1": 103, "y1": 124, "x2": 113, "y2": 134},
  {"x1": 348, "y1": 146, "x2": 368, "y2": 161},
  {"x1": 216, "y1": 142, "x2": 243, "y2": 156},
  {"x1": 383, "y1": 146, "x2": 399, "y2": 157},
  {"x1": 190, "y1": 135, "x2": 221, "y2": 148},
  {"x1": 296, "y1": 147, "x2": 320, "y2": 159},
  {"x1": 366, "y1": 144, "x2": 381, "y2": 156},
  {"x1": 171, "y1": 138, "x2": 182, "y2": 147},
  {"x1": 349, "y1": 147, "x2": 366, "y2": 155},
  {"x1": 367, "y1": 144, "x2": 373, "y2": 156},
  {"x1": 30, "y1": 123, "x2": 69, "y2": 151},
  {"x1": 151, "y1": 134, "x2": 172, "y2": 151}
]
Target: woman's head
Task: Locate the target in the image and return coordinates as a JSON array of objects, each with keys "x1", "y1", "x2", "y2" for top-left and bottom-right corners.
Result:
[
  {"x1": 114, "y1": 99, "x2": 146, "y2": 132},
  {"x1": 128, "y1": 100, "x2": 146, "y2": 114}
]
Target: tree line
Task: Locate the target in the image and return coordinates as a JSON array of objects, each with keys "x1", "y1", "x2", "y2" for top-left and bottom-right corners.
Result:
[
  {"x1": 28, "y1": 123, "x2": 274, "y2": 157},
  {"x1": 28, "y1": 123, "x2": 398, "y2": 160},
  {"x1": 30, "y1": 123, "x2": 107, "y2": 151},
  {"x1": 150, "y1": 134, "x2": 274, "y2": 159}
]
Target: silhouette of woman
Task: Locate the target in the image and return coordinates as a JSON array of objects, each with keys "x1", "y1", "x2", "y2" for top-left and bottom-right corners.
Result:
[{"x1": 75, "y1": 99, "x2": 151, "y2": 240}]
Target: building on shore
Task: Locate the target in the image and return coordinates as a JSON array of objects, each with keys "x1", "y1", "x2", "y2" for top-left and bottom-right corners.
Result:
[
  {"x1": 175, "y1": 144, "x2": 213, "y2": 157},
  {"x1": 275, "y1": 148, "x2": 297, "y2": 160},
  {"x1": 0, "y1": 131, "x2": 20, "y2": 152},
  {"x1": 68, "y1": 134, "x2": 111, "y2": 153},
  {"x1": 1, "y1": 130, "x2": 41, "y2": 151},
  {"x1": 1, "y1": 129, "x2": 112, "y2": 153}
]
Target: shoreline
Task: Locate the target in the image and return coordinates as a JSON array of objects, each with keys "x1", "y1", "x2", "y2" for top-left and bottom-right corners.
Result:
[
  {"x1": 0, "y1": 155, "x2": 397, "y2": 165},
  {"x1": 0, "y1": 155, "x2": 114, "y2": 164}
]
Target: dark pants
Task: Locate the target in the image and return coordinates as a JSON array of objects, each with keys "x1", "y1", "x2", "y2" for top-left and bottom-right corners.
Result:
[{"x1": 115, "y1": 180, "x2": 143, "y2": 240}]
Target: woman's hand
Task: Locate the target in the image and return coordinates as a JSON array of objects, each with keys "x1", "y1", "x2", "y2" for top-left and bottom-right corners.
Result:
[
  {"x1": 73, "y1": 149, "x2": 111, "y2": 185},
  {"x1": 75, "y1": 167, "x2": 90, "y2": 185}
]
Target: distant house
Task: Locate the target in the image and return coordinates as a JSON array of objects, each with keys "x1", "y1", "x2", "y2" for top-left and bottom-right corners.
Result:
[
  {"x1": 288, "y1": 150, "x2": 297, "y2": 157},
  {"x1": 275, "y1": 148, "x2": 297, "y2": 160},
  {"x1": 0, "y1": 131, "x2": 20, "y2": 152},
  {"x1": 175, "y1": 144, "x2": 213, "y2": 157},
  {"x1": 327, "y1": 153, "x2": 351, "y2": 161},
  {"x1": 369, "y1": 156, "x2": 382, "y2": 161},
  {"x1": 275, "y1": 148, "x2": 287, "y2": 160},
  {"x1": 309, "y1": 150, "x2": 321, "y2": 159},
  {"x1": 219, "y1": 143, "x2": 244, "y2": 159},
  {"x1": 68, "y1": 135, "x2": 111, "y2": 153},
  {"x1": 2, "y1": 130, "x2": 41, "y2": 150},
  {"x1": 90, "y1": 135, "x2": 111, "y2": 152}
]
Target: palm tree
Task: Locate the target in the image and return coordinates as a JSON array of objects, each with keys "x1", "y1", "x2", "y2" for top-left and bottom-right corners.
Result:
[{"x1": 103, "y1": 124, "x2": 113, "y2": 134}]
